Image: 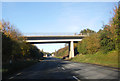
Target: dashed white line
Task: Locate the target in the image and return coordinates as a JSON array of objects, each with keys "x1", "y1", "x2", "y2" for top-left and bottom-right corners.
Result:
[
  {"x1": 73, "y1": 76, "x2": 80, "y2": 81},
  {"x1": 16, "y1": 72, "x2": 22, "y2": 75},
  {"x1": 62, "y1": 67, "x2": 65, "y2": 70},
  {"x1": 9, "y1": 77, "x2": 14, "y2": 79}
]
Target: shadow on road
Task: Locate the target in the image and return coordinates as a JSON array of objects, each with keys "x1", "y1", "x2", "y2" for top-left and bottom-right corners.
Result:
[
  {"x1": 2, "y1": 57, "x2": 119, "y2": 81},
  {"x1": 3, "y1": 57, "x2": 79, "y2": 81}
]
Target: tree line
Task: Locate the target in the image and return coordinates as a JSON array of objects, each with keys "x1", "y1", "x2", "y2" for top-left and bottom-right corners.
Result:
[{"x1": 0, "y1": 20, "x2": 44, "y2": 64}]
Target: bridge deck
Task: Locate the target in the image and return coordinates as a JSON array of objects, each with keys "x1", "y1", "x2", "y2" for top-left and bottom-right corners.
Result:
[
  {"x1": 24, "y1": 35, "x2": 87, "y2": 44},
  {"x1": 24, "y1": 35, "x2": 87, "y2": 40}
]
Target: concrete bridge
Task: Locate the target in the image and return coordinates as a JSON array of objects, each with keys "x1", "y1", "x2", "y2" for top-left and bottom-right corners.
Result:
[{"x1": 25, "y1": 35, "x2": 87, "y2": 58}]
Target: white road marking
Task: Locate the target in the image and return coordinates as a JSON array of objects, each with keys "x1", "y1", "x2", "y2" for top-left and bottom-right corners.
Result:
[
  {"x1": 9, "y1": 77, "x2": 14, "y2": 79},
  {"x1": 16, "y1": 72, "x2": 22, "y2": 75},
  {"x1": 73, "y1": 76, "x2": 80, "y2": 81},
  {"x1": 62, "y1": 67, "x2": 65, "y2": 70}
]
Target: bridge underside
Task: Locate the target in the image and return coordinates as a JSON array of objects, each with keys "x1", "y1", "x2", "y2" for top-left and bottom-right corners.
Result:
[
  {"x1": 27, "y1": 41, "x2": 78, "y2": 44},
  {"x1": 26, "y1": 39, "x2": 82, "y2": 43},
  {"x1": 26, "y1": 40, "x2": 82, "y2": 58}
]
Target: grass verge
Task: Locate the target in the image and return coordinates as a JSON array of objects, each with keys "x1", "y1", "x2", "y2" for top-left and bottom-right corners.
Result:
[
  {"x1": 70, "y1": 50, "x2": 119, "y2": 68},
  {"x1": 54, "y1": 56, "x2": 63, "y2": 59}
]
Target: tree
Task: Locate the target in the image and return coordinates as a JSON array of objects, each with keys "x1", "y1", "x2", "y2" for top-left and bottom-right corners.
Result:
[
  {"x1": 86, "y1": 33, "x2": 100, "y2": 54},
  {"x1": 77, "y1": 40, "x2": 87, "y2": 54},
  {"x1": 110, "y1": 5, "x2": 120, "y2": 50},
  {"x1": 99, "y1": 25, "x2": 115, "y2": 53},
  {"x1": 80, "y1": 28, "x2": 96, "y2": 35},
  {"x1": 2, "y1": 33, "x2": 13, "y2": 63},
  {"x1": 77, "y1": 29, "x2": 98, "y2": 54}
]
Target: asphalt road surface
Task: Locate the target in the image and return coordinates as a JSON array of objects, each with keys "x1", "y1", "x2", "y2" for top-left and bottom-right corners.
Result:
[{"x1": 6, "y1": 57, "x2": 119, "y2": 81}]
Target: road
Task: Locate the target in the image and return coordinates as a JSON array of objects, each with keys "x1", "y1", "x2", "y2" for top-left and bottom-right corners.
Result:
[{"x1": 7, "y1": 57, "x2": 119, "y2": 81}]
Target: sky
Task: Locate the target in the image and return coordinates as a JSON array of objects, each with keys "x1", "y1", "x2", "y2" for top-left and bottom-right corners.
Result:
[{"x1": 2, "y1": 2, "x2": 118, "y2": 53}]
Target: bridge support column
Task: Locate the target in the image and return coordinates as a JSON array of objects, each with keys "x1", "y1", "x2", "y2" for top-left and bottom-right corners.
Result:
[{"x1": 69, "y1": 41, "x2": 74, "y2": 58}]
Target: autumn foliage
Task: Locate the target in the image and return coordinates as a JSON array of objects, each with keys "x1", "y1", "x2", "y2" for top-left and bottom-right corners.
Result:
[{"x1": 0, "y1": 20, "x2": 44, "y2": 64}]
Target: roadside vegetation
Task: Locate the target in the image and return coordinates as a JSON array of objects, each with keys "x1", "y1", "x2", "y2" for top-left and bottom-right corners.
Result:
[
  {"x1": 0, "y1": 20, "x2": 45, "y2": 78},
  {"x1": 54, "y1": 46, "x2": 69, "y2": 59},
  {"x1": 55, "y1": 6, "x2": 120, "y2": 68},
  {"x1": 70, "y1": 50, "x2": 119, "y2": 68}
]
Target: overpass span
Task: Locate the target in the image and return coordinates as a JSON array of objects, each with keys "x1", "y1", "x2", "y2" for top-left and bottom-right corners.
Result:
[{"x1": 25, "y1": 35, "x2": 87, "y2": 58}]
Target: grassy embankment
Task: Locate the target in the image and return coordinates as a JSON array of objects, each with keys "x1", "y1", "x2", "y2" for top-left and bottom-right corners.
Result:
[
  {"x1": 70, "y1": 50, "x2": 119, "y2": 68},
  {"x1": 54, "y1": 56, "x2": 63, "y2": 59},
  {"x1": 54, "y1": 46, "x2": 69, "y2": 59},
  {"x1": 55, "y1": 46, "x2": 119, "y2": 68}
]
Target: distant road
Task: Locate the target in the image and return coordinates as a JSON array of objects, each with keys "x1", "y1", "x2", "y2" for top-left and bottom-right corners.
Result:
[{"x1": 7, "y1": 57, "x2": 119, "y2": 81}]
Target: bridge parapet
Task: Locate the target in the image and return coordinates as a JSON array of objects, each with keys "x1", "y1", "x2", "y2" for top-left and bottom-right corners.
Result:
[
  {"x1": 23, "y1": 32, "x2": 75, "y2": 36},
  {"x1": 23, "y1": 33, "x2": 94, "y2": 36}
]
